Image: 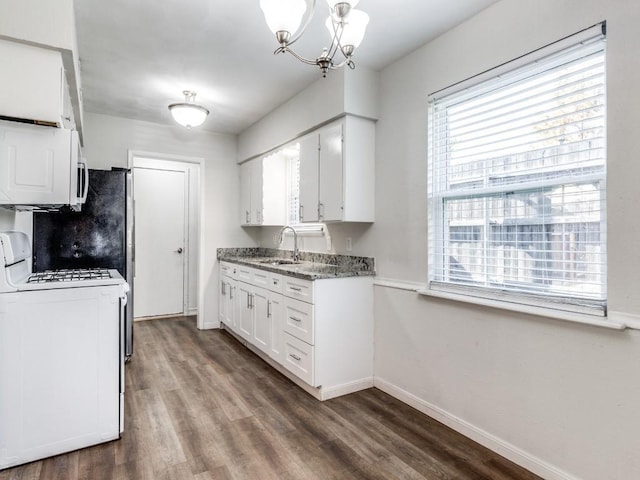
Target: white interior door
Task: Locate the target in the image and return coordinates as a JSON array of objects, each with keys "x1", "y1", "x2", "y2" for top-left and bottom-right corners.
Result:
[{"x1": 133, "y1": 166, "x2": 186, "y2": 318}]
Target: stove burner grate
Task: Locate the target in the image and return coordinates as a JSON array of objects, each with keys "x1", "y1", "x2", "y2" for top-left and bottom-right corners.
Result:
[{"x1": 27, "y1": 268, "x2": 112, "y2": 284}]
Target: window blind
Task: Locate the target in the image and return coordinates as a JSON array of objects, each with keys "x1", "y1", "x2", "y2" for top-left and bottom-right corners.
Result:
[{"x1": 427, "y1": 29, "x2": 607, "y2": 314}]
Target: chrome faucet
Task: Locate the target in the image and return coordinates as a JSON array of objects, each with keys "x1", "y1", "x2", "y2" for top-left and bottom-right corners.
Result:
[{"x1": 278, "y1": 225, "x2": 299, "y2": 261}]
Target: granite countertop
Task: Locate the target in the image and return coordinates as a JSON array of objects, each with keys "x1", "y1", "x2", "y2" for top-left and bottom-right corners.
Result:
[{"x1": 217, "y1": 248, "x2": 375, "y2": 280}]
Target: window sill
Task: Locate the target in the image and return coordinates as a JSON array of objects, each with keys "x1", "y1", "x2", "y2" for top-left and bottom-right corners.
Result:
[{"x1": 416, "y1": 287, "x2": 626, "y2": 331}]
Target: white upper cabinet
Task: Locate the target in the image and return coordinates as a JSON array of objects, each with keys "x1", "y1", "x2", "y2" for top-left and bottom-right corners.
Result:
[
  {"x1": 240, "y1": 153, "x2": 287, "y2": 226},
  {"x1": 298, "y1": 115, "x2": 375, "y2": 223},
  {"x1": 298, "y1": 133, "x2": 320, "y2": 222},
  {"x1": 0, "y1": 41, "x2": 73, "y2": 129},
  {"x1": 240, "y1": 161, "x2": 256, "y2": 225},
  {"x1": 0, "y1": 0, "x2": 83, "y2": 139}
]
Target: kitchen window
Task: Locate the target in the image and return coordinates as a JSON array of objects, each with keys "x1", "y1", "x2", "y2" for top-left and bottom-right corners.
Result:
[{"x1": 427, "y1": 24, "x2": 607, "y2": 317}]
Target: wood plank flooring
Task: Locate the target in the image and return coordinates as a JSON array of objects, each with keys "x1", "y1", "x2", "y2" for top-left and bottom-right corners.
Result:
[{"x1": 0, "y1": 317, "x2": 541, "y2": 480}]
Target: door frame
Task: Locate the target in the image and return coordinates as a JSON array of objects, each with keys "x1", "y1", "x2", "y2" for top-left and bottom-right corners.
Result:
[{"x1": 128, "y1": 150, "x2": 205, "y2": 328}]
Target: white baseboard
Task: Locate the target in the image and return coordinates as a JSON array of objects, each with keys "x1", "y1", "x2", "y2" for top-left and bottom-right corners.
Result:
[
  {"x1": 319, "y1": 377, "x2": 374, "y2": 401},
  {"x1": 373, "y1": 377, "x2": 580, "y2": 480}
]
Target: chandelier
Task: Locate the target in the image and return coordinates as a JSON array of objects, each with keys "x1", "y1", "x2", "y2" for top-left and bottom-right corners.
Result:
[
  {"x1": 260, "y1": 0, "x2": 370, "y2": 76},
  {"x1": 168, "y1": 91, "x2": 209, "y2": 128}
]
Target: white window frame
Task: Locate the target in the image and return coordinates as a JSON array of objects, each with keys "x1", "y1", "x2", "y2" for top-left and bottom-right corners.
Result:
[{"x1": 426, "y1": 23, "x2": 608, "y2": 321}]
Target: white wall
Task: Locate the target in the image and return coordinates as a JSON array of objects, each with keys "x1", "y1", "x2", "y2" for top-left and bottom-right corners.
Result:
[
  {"x1": 82, "y1": 112, "x2": 258, "y2": 329},
  {"x1": 238, "y1": 66, "x2": 379, "y2": 162},
  {"x1": 365, "y1": 1, "x2": 640, "y2": 479}
]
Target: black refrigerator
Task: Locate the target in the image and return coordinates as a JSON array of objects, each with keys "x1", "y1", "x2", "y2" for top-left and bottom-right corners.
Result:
[{"x1": 32, "y1": 168, "x2": 135, "y2": 360}]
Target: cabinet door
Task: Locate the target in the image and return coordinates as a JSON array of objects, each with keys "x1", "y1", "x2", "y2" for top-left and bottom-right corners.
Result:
[
  {"x1": 252, "y1": 286, "x2": 270, "y2": 354},
  {"x1": 0, "y1": 40, "x2": 65, "y2": 126},
  {"x1": 298, "y1": 133, "x2": 319, "y2": 222},
  {"x1": 239, "y1": 162, "x2": 252, "y2": 225},
  {"x1": 237, "y1": 283, "x2": 254, "y2": 341},
  {"x1": 219, "y1": 279, "x2": 227, "y2": 323},
  {"x1": 224, "y1": 278, "x2": 237, "y2": 331},
  {"x1": 282, "y1": 332, "x2": 315, "y2": 386},
  {"x1": 318, "y1": 123, "x2": 343, "y2": 222},
  {"x1": 250, "y1": 160, "x2": 263, "y2": 224},
  {"x1": 261, "y1": 152, "x2": 287, "y2": 226},
  {"x1": 0, "y1": 121, "x2": 73, "y2": 205},
  {"x1": 228, "y1": 280, "x2": 239, "y2": 332},
  {"x1": 268, "y1": 292, "x2": 284, "y2": 363}
]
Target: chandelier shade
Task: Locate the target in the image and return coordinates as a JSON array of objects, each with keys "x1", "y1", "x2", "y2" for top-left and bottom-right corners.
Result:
[
  {"x1": 168, "y1": 91, "x2": 209, "y2": 128},
  {"x1": 325, "y1": 8, "x2": 369, "y2": 49},
  {"x1": 259, "y1": 0, "x2": 307, "y2": 36}
]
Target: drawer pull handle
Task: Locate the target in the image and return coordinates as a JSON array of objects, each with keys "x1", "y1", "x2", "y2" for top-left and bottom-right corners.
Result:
[
  {"x1": 289, "y1": 353, "x2": 301, "y2": 361},
  {"x1": 290, "y1": 286, "x2": 302, "y2": 292},
  {"x1": 290, "y1": 316, "x2": 302, "y2": 323}
]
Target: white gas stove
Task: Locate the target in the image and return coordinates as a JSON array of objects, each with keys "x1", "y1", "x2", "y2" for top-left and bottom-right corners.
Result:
[{"x1": 0, "y1": 231, "x2": 129, "y2": 470}]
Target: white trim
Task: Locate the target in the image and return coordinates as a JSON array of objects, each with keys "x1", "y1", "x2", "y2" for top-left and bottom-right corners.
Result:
[
  {"x1": 373, "y1": 277, "x2": 630, "y2": 330},
  {"x1": 319, "y1": 378, "x2": 374, "y2": 401},
  {"x1": 608, "y1": 311, "x2": 640, "y2": 330},
  {"x1": 128, "y1": 150, "x2": 206, "y2": 330},
  {"x1": 373, "y1": 277, "x2": 424, "y2": 292},
  {"x1": 373, "y1": 377, "x2": 582, "y2": 480},
  {"x1": 127, "y1": 150, "x2": 203, "y2": 166},
  {"x1": 419, "y1": 287, "x2": 624, "y2": 330}
]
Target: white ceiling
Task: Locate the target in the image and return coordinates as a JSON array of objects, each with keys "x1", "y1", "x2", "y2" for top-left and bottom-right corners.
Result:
[{"x1": 74, "y1": 0, "x2": 499, "y2": 135}]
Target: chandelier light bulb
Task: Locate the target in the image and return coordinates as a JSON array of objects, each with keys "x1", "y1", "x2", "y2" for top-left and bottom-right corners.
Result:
[{"x1": 260, "y1": 0, "x2": 307, "y2": 38}]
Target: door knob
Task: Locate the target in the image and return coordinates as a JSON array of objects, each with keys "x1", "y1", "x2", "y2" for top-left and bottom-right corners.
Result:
[{"x1": 176, "y1": 247, "x2": 183, "y2": 254}]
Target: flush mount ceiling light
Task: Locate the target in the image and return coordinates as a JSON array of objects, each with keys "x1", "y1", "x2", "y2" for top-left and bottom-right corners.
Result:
[
  {"x1": 260, "y1": 0, "x2": 369, "y2": 76},
  {"x1": 168, "y1": 90, "x2": 209, "y2": 128}
]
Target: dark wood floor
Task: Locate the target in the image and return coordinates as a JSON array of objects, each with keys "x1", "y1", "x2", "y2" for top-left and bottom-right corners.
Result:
[{"x1": 1, "y1": 317, "x2": 541, "y2": 480}]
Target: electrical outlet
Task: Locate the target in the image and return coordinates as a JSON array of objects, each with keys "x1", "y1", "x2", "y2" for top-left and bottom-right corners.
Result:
[{"x1": 346, "y1": 237, "x2": 352, "y2": 252}]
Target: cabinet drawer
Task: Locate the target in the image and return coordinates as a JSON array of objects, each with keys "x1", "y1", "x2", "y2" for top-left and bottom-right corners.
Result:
[
  {"x1": 220, "y1": 261, "x2": 236, "y2": 279},
  {"x1": 283, "y1": 332, "x2": 315, "y2": 386},
  {"x1": 283, "y1": 297, "x2": 314, "y2": 345},
  {"x1": 269, "y1": 273, "x2": 283, "y2": 293},
  {"x1": 284, "y1": 277, "x2": 314, "y2": 303},
  {"x1": 236, "y1": 265, "x2": 253, "y2": 283},
  {"x1": 252, "y1": 268, "x2": 269, "y2": 287}
]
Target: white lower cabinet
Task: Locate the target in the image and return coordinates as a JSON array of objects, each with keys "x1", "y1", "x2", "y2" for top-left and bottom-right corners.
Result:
[
  {"x1": 237, "y1": 282, "x2": 254, "y2": 341},
  {"x1": 219, "y1": 262, "x2": 238, "y2": 333},
  {"x1": 252, "y1": 285, "x2": 270, "y2": 353},
  {"x1": 219, "y1": 261, "x2": 373, "y2": 400},
  {"x1": 283, "y1": 332, "x2": 314, "y2": 386},
  {"x1": 267, "y1": 289, "x2": 284, "y2": 362},
  {"x1": 283, "y1": 296, "x2": 314, "y2": 345}
]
